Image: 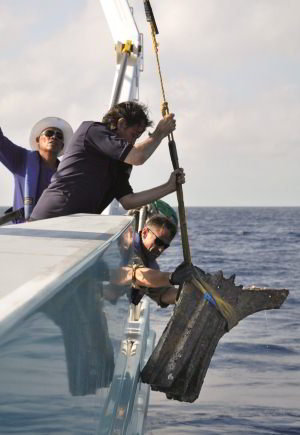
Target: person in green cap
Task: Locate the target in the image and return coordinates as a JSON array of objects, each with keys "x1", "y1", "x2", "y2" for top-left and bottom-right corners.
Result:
[
  {"x1": 130, "y1": 213, "x2": 181, "y2": 307},
  {"x1": 127, "y1": 199, "x2": 192, "y2": 307},
  {"x1": 104, "y1": 202, "x2": 192, "y2": 307},
  {"x1": 103, "y1": 200, "x2": 193, "y2": 306}
]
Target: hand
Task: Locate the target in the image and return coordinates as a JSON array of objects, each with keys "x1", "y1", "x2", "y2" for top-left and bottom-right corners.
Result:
[
  {"x1": 169, "y1": 262, "x2": 194, "y2": 286},
  {"x1": 168, "y1": 168, "x2": 185, "y2": 192},
  {"x1": 153, "y1": 113, "x2": 176, "y2": 139}
]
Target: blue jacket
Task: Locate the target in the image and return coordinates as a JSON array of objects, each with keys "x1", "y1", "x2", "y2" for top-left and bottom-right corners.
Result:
[{"x1": 0, "y1": 128, "x2": 56, "y2": 222}]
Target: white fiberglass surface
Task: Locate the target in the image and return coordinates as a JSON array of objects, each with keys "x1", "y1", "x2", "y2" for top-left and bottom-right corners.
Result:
[{"x1": 0, "y1": 224, "x2": 135, "y2": 434}]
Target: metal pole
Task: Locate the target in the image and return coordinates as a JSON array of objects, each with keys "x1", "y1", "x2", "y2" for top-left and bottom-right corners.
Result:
[{"x1": 110, "y1": 52, "x2": 129, "y2": 107}]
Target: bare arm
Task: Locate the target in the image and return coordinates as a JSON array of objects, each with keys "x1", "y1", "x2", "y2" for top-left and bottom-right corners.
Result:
[
  {"x1": 110, "y1": 263, "x2": 193, "y2": 304},
  {"x1": 124, "y1": 114, "x2": 176, "y2": 165},
  {"x1": 112, "y1": 266, "x2": 172, "y2": 288},
  {"x1": 119, "y1": 168, "x2": 185, "y2": 210},
  {"x1": 0, "y1": 128, "x2": 26, "y2": 173}
]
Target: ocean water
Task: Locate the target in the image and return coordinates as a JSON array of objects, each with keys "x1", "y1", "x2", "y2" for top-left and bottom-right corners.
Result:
[
  {"x1": 0, "y1": 207, "x2": 299, "y2": 434},
  {"x1": 145, "y1": 207, "x2": 300, "y2": 435}
]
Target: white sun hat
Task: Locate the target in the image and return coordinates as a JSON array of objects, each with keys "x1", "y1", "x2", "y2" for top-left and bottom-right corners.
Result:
[{"x1": 29, "y1": 117, "x2": 73, "y2": 156}]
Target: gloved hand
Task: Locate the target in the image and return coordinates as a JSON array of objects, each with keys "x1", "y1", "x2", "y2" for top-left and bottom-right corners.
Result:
[{"x1": 169, "y1": 262, "x2": 194, "y2": 286}]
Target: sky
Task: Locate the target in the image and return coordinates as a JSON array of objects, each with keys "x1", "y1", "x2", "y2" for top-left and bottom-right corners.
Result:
[{"x1": 1, "y1": 0, "x2": 300, "y2": 207}]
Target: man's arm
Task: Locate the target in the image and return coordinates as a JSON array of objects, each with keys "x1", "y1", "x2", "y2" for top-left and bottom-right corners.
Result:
[
  {"x1": 124, "y1": 114, "x2": 176, "y2": 165},
  {"x1": 112, "y1": 263, "x2": 193, "y2": 290},
  {"x1": 0, "y1": 128, "x2": 26, "y2": 173},
  {"x1": 119, "y1": 168, "x2": 185, "y2": 210},
  {"x1": 112, "y1": 265, "x2": 171, "y2": 288}
]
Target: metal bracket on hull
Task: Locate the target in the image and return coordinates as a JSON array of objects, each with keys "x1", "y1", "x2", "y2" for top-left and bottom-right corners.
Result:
[
  {"x1": 98, "y1": 298, "x2": 155, "y2": 435},
  {"x1": 122, "y1": 338, "x2": 138, "y2": 357}
]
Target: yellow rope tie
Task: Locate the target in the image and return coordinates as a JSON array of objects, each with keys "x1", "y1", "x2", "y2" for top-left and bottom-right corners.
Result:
[
  {"x1": 161, "y1": 101, "x2": 169, "y2": 117},
  {"x1": 131, "y1": 263, "x2": 144, "y2": 290}
]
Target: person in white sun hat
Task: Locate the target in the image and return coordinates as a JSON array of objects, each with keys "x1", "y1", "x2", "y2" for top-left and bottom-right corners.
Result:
[{"x1": 0, "y1": 117, "x2": 73, "y2": 223}]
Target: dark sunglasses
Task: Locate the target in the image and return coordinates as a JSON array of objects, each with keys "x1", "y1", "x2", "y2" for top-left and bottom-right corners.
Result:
[
  {"x1": 147, "y1": 227, "x2": 170, "y2": 250},
  {"x1": 41, "y1": 129, "x2": 64, "y2": 140}
]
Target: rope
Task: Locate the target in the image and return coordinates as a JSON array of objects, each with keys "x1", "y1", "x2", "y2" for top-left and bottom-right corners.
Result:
[
  {"x1": 149, "y1": 24, "x2": 169, "y2": 118},
  {"x1": 145, "y1": 2, "x2": 237, "y2": 330}
]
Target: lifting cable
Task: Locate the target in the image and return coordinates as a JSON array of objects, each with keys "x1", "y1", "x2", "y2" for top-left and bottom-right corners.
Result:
[{"x1": 143, "y1": 0, "x2": 237, "y2": 329}]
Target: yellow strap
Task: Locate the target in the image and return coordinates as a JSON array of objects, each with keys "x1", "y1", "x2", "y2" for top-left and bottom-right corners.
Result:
[{"x1": 191, "y1": 276, "x2": 238, "y2": 330}]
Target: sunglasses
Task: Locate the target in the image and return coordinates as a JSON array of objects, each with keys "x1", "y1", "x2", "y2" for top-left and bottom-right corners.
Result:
[
  {"x1": 41, "y1": 129, "x2": 64, "y2": 140},
  {"x1": 147, "y1": 227, "x2": 170, "y2": 250}
]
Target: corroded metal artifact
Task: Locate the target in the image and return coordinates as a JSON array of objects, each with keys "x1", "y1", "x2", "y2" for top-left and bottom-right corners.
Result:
[{"x1": 141, "y1": 268, "x2": 289, "y2": 402}]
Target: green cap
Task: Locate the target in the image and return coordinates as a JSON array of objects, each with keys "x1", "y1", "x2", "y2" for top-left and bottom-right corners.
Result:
[{"x1": 149, "y1": 200, "x2": 178, "y2": 226}]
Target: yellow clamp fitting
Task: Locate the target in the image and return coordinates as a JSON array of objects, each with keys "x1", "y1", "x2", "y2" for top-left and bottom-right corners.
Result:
[{"x1": 122, "y1": 40, "x2": 133, "y2": 54}]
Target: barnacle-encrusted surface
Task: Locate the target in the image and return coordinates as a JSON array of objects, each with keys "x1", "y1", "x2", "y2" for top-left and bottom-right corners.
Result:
[{"x1": 141, "y1": 267, "x2": 289, "y2": 402}]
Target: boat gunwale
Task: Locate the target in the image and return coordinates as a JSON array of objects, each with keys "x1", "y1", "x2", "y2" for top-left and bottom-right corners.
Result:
[{"x1": 0, "y1": 214, "x2": 134, "y2": 338}]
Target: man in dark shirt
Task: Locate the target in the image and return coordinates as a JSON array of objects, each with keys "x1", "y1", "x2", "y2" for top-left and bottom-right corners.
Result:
[
  {"x1": 0, "y1": 117, "x2": 73, "y2": 222},
  {"x1": 110, "y1": 212, "x2": 193, "y2": 306},
  {"x1": 31, "y1": 101, "x2": 184, "y2": 220},
  {"x1": 131, "y1": 213, "x2": 181, "y2": 307}
]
